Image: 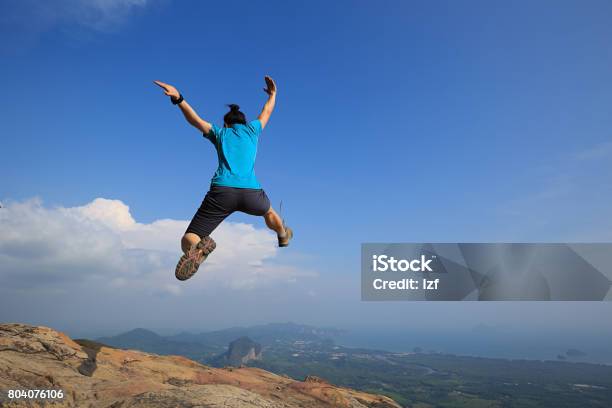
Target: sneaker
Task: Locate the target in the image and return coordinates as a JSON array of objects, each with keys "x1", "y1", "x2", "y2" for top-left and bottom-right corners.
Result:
[
  {"x1": 278, "y1": 227, "x2": 293, "y2": 247},
  {"x1": 175, "y1": 236, "x2": 216, "y2": 281}
]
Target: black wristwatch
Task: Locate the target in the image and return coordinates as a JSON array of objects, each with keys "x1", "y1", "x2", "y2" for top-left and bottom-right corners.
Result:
[{"x1": 171, "y1": 94, "x2": 184, "y2": 105}]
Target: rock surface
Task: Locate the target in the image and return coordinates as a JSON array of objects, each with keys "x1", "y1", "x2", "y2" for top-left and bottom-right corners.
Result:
[{"x1": 0, "y1": 324, "x2": 401, "y2": 408}]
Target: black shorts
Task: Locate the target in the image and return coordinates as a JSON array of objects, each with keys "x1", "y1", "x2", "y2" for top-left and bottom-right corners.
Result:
[{"x1": 185, "y1": 185, "x2": 271, "y2": 238}]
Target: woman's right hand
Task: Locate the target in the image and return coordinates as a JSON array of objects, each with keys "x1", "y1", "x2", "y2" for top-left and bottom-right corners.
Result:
[
  {"x1": 263, "y1": 76, "x2": 277, "y2": 96},
  {"x1": 154, "y1": 80, "x2": 180, "y2": 99}
]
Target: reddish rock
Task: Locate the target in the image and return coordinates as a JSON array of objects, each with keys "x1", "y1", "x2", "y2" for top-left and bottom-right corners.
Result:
[{"x1": 0, "y1": 324, "x2": 401, "y2": 408}]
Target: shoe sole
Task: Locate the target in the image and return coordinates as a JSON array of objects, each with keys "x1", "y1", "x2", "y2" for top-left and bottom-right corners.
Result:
[
  {"x1": 175, "y1": 236, "x2": 216, "y2": 281},
  {"x1": 279, "y1": 227, "x2": 293, "y2": 247}
]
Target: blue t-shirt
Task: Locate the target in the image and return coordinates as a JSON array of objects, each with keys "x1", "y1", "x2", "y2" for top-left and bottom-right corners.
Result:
[{"x1": 204, "y1": 119, "x2": 262, "y2": 189}]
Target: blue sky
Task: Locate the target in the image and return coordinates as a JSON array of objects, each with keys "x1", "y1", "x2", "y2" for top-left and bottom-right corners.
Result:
[{"x1": 1, "y1": 1, "x2": 612, "y2": 341}]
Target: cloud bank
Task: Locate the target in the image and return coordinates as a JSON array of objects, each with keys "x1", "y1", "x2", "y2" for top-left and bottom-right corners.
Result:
[
  {"x1": 1, "y1": 0, "x2": 149, "y2": 38},
  {"x1": 0, "y1": 198, "x2": 315, "y2": 297},
  {"x1": 63, "y1": 0, "x2": 148, "y2": 31}
]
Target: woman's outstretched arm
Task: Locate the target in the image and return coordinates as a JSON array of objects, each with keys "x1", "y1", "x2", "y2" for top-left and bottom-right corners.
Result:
[
  {"x1": 154, "y1": 80, "x2": 212, "y2": 134},
  {"x1": 258, "y1": 76, "x2": 277, "y2": 129}
]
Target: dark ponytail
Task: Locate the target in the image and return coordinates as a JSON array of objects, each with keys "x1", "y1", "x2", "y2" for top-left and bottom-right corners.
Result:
[{"x1": 223, "y1": 104, "x2": 247, "y2": 126}]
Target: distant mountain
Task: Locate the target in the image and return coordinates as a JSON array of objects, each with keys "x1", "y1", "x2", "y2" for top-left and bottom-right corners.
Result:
[
  {"x1": 211, "y1": 336, "x2": 263, "y2": 367},
  {"x1": 95, "y1": 322, "x2": 342, "y2": 364},
  {"x1": 96, "y1": 328, "x2": 220, "y2": 360},
  {"x1": 566, "y1": 348, "x2": 588, "y2": 358},
  {"x1": 168, "y1": 322, "x2": 344, "y2": 347},
  {"x1": 97, "y1": 328, "x2": 162, "y2": 347}
]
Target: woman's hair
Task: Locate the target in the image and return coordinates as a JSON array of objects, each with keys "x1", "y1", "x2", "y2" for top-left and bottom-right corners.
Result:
[{"x1": 223, "y1": 104, "x2": 247, "y2": 126}]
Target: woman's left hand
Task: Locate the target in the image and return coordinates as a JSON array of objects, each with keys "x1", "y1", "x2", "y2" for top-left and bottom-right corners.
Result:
[{"x1": 154, "y1": 80, "x2": 180, "y2": 99}]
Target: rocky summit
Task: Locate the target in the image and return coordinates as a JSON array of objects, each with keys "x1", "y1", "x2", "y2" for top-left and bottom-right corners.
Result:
[{"x1": 0, "y1": 324, "x2": 400, "y2": 408}]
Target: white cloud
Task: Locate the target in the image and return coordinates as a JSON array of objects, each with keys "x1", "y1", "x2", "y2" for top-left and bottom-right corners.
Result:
[
  {"x1": 67, "y1": 0, "x2": 149, "y2": 31},
  {"x1": 0, "y1": 198, "x2": 316, "y2": 296},
  {"x1": 573, "y1": 141, "x2": 612, "y2": 161},
  {"x1": 2, "y1": 0, "x2": 149, "y2": 36},
  {"x1": 495, "y1": 141, "x2": 612, "y2": 241}
]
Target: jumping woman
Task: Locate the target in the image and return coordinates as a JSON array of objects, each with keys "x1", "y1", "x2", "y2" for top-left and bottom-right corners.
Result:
[{"x1": 154, "y1": 76, "x2": 293, "y2": 281}]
